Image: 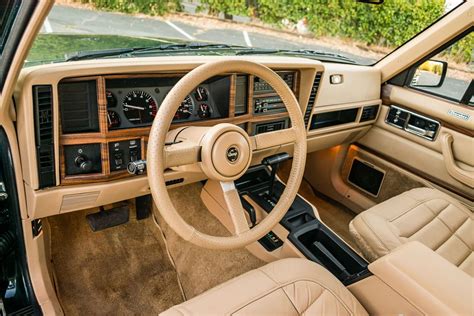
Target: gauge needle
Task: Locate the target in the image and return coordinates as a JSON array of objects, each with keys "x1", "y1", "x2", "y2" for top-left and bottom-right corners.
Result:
[
  {"x1": 124, "y1": 104, "x2": 145, "y2": 110},
  {"x1": 107, "y1": 113, "x2": 112, "y2": 125}
]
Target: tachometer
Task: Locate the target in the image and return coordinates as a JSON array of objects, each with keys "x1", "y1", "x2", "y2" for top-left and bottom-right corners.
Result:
[
  {"x1": 122, "y1": 90, "x2": 157, "y2": 124},
  {"x1": 174, "y1": 95, "x2": 194, "y2": 120}
]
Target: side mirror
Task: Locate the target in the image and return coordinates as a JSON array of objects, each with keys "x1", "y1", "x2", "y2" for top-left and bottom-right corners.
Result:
[{"x1": 411, "y1": 60, "x2": 448, "y2": 88}]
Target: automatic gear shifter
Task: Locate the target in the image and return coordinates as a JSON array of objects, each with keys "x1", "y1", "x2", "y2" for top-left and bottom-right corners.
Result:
[{"x1": 262, "y1": 153, "x2": 291, "y2": 201}]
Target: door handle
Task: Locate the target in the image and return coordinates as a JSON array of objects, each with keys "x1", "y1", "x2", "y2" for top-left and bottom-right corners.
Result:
[{"x1": 440, "y1": 133, "x2": 474, "y2": 188}]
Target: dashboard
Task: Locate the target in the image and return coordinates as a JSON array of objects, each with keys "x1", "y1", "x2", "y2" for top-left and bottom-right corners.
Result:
[
  {"x1": 15, "y1": 56, "x2": 381, "y2": 218},
  {"x1": 55, "y1": 71, "x2": 297, "y2": 184}
]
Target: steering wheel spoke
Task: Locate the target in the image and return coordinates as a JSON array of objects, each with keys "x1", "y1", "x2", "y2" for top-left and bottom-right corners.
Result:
[
  {"x1": 219, "y1": 181, "x2": 250, "y2": 235},
  {"x1": 148, "y1": 60, "x2": 306, "y2": 249},
  {"x1": 164, "y1": 141, "x2": 201, "y2": 168},
  {"x1": 251, "y1": 127, "x2": 297, "y2": 151}
]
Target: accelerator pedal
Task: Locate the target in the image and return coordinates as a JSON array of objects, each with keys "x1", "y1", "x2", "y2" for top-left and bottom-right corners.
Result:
[{"x1": 86, "y1": 206, "x2": 129, "y2": 232}]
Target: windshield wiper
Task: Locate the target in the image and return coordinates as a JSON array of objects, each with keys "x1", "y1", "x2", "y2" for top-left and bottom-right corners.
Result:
[
  {"x1": 65, "y1": 42, "x2": 355, "y2": 64},
  {"x1": 66, "y1": 43, "x2": 244, "y2": 61},
  {"x1": 236, "y1": 48, "x2": 356, "y2": 64}
]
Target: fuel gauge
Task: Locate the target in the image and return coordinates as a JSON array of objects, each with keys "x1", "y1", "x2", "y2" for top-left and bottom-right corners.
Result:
[
  {"x1": 107, "y1": 110, "x2": 121, "y2": 129},
  {"x1": 194, "y1": 87, "x2": 208, "y2": 102}
]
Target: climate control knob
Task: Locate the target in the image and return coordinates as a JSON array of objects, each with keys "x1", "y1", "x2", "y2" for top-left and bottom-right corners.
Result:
[{"x1": 74, "y1": 155, "x2": 92, "y2": 172}]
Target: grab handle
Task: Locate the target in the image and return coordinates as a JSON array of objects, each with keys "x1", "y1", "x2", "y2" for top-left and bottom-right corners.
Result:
[{"x1": 440, "y1": 133, "x2": 474, "y2": 188}]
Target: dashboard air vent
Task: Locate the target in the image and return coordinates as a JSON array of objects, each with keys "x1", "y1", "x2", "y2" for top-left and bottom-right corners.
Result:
[
  {"x1": 304, "y1": 72, "x2": 323, "y2": 127},
  {"x1": 360, "y1": 105, "x2": 379, "y2": 122},
  {"x1": 33, "y1": 85, "x2": 55, "y2": 188},
  {"x1": 58, "y1": 81, "x2": 99, "y2": 134}
]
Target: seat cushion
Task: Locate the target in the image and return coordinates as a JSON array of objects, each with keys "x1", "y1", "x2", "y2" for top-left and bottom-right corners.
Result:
[
  {"x1": 350, "y1": 188, "x2": 473, "y2": 277},
  {"x1": 161, "y1": 258, "x2": 368, "y2": 315}
]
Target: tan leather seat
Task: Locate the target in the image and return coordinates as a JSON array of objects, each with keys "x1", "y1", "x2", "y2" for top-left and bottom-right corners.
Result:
[
  {"x1": 161, "y1": 258, "x2": 368, "y2": 315},
  {"x1": 350, "y1": 188, "x2": 473, "y2": 277}
]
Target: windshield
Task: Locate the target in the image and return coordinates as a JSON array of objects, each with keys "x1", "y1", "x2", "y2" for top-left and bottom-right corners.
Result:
[{"x1": 26, "y1": 1, "x2": 465, "y2": 67}]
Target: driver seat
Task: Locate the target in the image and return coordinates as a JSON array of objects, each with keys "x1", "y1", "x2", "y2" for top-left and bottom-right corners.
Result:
[{"x1": 161, "y1": 258, "x2": 367, "y2": 315}]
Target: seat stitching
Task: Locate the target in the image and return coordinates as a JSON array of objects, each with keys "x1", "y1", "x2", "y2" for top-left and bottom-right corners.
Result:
[
  {"x1": 359, "y1": 214, "x2": 395, "y2": 252},
  {"x1": 422, "y1": 204, "x2": 472, "y2": 251},
  {"x1": 402, "y1": 201, "x2": 443, "y2": 239},
  {"x1": 249, "y1": 268, "x2": 358, "y2": 315},
  {"x1": 451, "y1": 246, "x2": 472, "y2": 267},
  {"x1": 403, "y1": 211, "x2": 438, "y2": 239},
  {"x1": 388, "y1": 197, "x2": 459, "y2": 223},
  {"x1": 252, "y1": 269, "x2": 352, "y2": 314},
  {"x1": 387, "y1": 197, "x2": 441, "y2": 222},
  {"x1": 271, "y1": 282, "x2": 300, "y2": 314},
  {"x1": 434, "y1": 205, "x2": 469, "y2": 234}
]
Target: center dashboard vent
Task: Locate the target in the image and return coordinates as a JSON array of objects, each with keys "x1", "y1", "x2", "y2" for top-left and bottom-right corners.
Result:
[
  {"x1": 33, "y1": 85, "x2": 55, "y2": 188},
  {"x1": 304, "y1": 72, "x2": 323, "y2": 127}
]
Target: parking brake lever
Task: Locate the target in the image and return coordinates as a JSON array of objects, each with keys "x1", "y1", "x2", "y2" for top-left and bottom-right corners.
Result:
[{"x1": 240, "y1": 196, "x2": 257, "y2": 227}]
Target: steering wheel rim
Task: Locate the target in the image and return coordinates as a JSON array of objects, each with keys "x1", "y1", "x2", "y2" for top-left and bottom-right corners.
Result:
[{"x1": 147, "y1": 59, "x2": 307, "y2": 250}]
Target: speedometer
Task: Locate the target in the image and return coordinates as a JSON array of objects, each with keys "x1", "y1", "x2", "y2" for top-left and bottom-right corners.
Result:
[
  {"x1": 122, "y1": 90, "x2": 157, "y2": 125},
  {"x1": 174, "y1": 95, "x2": 194, "y2": 120}
]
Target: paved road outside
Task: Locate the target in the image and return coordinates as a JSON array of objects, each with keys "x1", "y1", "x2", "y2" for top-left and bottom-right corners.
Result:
[
  {"x1": 42, "y1": 4, "x2": 470, "y2": 101},
  {"x1": 43, "y1": 5, "x2": 375, "y2": 64}
]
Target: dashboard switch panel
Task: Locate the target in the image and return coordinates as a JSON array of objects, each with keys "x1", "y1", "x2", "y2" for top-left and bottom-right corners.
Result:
[
  {"x1": 64, "y1": 144, "x2": 102, "y2": 175},
  {"x1": 109, "y1": 139, "x2": 142, "y2": 172},
  {"x1": 386, "y1": 105, "x2": 439, "y2": 141}
]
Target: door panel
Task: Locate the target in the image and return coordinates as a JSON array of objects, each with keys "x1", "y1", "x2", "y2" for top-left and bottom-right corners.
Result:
[{"x1": 358, "y1": 86, "x2": 473, "y2": 199}]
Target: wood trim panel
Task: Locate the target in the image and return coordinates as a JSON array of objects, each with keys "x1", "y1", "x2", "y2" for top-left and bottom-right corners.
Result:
[{"x1": 58, "y1": 70, "x2": 299, "y2": 185}]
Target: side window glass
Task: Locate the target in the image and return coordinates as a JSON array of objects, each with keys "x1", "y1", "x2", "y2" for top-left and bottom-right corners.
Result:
[
  {"x1": 0, "y1": 0, "x2": 21, "y2": 57},
  {"x1": 409, "y1": 31, "x2": 473, "y2": 105}
]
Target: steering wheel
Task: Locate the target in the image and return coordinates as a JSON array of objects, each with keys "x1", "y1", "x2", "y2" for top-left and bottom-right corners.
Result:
[{"x1": 147, "y1": 60, "x2": 307, "y2": 250}]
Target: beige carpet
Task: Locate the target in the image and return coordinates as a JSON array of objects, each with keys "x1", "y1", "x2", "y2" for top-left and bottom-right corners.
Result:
[
  {"x1": 155, "y1": 183, "x2": 265, "y2": 299},
  {"x1": 49, "y1": 203, "x2": 183, "y2": 315}
]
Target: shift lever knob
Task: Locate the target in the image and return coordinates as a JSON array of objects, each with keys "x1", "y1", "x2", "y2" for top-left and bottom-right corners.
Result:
[{"x1": 262, "y1": 153, "x2": 290, "y2": 166}]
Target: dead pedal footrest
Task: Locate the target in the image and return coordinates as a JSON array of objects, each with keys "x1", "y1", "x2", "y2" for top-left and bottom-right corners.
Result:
[{"x1": 86, "y1": 206, "x2": 129, "y2": 232}]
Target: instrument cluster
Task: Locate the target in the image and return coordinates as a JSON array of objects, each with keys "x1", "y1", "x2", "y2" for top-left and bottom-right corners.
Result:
[{"x1": 105, "y1": 76, "x2": 230, "y2": 130}]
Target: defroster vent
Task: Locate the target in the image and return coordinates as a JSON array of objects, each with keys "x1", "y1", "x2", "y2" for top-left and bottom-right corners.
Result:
[
  {"x1": 304, "y1": 72, "x2": 323, "y2": 127},
  {"x1": 33, "y1": 85, "x2": 55, "y2": 188}
]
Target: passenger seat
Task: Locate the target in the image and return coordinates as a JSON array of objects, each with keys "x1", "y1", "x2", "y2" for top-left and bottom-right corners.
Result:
[{"x1": 349, "y1": 188, "x2": 473, "y2": 277}]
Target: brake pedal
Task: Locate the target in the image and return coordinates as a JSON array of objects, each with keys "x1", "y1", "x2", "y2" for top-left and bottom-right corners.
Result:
[{"x1": 86, "y1": 206, "x2": 129, "y2": 232}]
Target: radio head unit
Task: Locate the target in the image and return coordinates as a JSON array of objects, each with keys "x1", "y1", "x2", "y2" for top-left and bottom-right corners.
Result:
[{"x1": 253, "y1": 71, "x2": 296, "y2": 115}]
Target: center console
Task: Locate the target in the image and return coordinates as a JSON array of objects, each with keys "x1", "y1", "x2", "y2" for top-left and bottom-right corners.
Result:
[{"x1": 235, "y1": 155, "x2": 369, "y2": 285}]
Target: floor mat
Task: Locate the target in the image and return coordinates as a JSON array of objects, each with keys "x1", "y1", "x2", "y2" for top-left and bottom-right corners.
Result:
[
  {"x1": 278, "y1": 161, "x2": 360, "y2": 251},
  {"x1": 155, "y1": 183, "x2": 265, "y2": 299},
  {"x1": 49, "y1": 204, "x2": 183, "y2": 315}
]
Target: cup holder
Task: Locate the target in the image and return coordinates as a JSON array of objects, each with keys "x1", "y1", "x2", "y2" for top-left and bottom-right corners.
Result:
[
  {"x1": 286, "y1": 212, "x2": 315, "y2": 228},
  {"x1": 288, "y1": 219, "x2": 368, "y2": 284}
]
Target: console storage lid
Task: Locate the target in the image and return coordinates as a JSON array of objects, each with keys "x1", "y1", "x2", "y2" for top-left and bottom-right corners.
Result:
[{"x1": 368, "y1": 241, "x2": 472, "y2": 315}]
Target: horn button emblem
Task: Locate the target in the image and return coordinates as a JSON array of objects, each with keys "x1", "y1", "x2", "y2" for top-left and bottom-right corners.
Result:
[{"x1": 226, "y1": 146, "x2": 239, "y2": 163}]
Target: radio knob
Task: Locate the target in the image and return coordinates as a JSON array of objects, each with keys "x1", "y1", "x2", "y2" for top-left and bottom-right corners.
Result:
[{"x1": 74, "y1": 155, "x2": 92, "y2": 172}]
